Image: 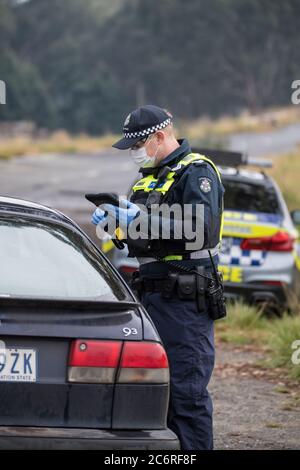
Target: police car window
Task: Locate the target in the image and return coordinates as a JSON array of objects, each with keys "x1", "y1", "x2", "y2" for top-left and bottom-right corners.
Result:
[
  {"x1": 0, "y1": 217, "x2": 128, "y2": 301},
  {"x1": 223, "y1": 180, "x2": 281, "y2": 214}
]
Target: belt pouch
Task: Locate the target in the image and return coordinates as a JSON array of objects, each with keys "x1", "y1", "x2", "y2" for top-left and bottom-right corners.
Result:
[{"x1": 176, "y1": 274, "x2": 196, "y2": 300}]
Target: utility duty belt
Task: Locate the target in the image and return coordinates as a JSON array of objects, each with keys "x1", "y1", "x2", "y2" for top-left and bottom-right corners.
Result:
[{"x1": 131, "y1": 268, "x2": 226, "y2": 321}]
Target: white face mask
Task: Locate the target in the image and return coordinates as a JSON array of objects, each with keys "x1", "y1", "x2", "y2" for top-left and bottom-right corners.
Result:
[
  {"x1": 129, "y1": 134, "x2": 160, "y2": 168},
  {"x1": 129, "y1": 147, "x2": 156, "y2": 168}
]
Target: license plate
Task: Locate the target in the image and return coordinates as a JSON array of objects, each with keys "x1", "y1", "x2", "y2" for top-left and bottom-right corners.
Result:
[{"x1": 0, "y1": 348, "x2": 37, "y2": 382}]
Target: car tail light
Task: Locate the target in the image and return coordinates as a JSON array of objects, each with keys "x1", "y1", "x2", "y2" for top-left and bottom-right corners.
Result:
[
  {"x1": 120, "y1": 265, "x2": 138, "y2": 274},
  {"x1": 118, "y1": 342, "x2": 169, "y2": 384},
  {"x1": 261, "y1": 280, "x2": 285, "y2": 287},
  {"x1": 68, "y1": 340, "x2": 122, "y2": 383},
  {"x1": 68, "y1": 340, "x2": 169, "y2": 384},
  {"x1": 241, "y1": 231, "x2": 294, "y2": 252}
]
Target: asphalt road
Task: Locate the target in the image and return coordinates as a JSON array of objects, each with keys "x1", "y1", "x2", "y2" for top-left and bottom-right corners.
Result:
[
  {"x1": 229, "y1": 122, "x2": 300, "y2": 157},
  {"x1": 0, "y1": 149, "x2": 136, "y2": 241},
  {"x1": 1, "y1": 121, "x2": 300, "y2": 241}
]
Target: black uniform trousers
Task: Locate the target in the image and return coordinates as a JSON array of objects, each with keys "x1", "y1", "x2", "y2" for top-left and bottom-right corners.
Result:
[{"x1": 141, "y1": 288, "x2": 215, "y2": 450}]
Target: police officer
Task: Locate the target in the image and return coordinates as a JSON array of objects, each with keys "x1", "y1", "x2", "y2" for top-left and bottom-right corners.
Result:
[{"x1": 92, "y1": 105, "x2": 225, "y2": 450}]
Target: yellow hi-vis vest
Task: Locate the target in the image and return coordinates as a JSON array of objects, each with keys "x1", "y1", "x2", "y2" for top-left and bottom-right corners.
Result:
[
  {"x1": 131, "y1": 152, "x2": 224, "y2": 241},
  {"x1": 109, "y1": 153, "x2": 224, "y2": 258}
]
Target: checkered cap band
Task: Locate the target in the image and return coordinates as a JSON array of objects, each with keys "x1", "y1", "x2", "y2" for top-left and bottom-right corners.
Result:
[{"x1": 123, "y1": 118, "x2": 171, "y2": 139}]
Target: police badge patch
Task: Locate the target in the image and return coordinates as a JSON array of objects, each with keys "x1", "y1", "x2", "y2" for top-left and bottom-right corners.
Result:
[
  {"x1": 123, "y1": 113, "x2": 131, "y2": 130},
  {"x1": 199, "y1": 177, "x2": 212, "y2": 193}
]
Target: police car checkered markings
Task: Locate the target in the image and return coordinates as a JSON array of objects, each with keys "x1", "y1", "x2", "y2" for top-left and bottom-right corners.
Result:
[
  {"x1": 224, "y1": 211, "x2": 284, "y2": 227},
  {"x1": 224, "y1": 210, "x2": 258, "y2": 221},
  {"x1": 223, "y1": 223, "x2": 252, "y2": 234},
  {"x1": 220, "y1": 237, "x2": 267, "y2": 267},
  {"x1": 0, "y1": 348, "x2": 37, "y2": 382}
]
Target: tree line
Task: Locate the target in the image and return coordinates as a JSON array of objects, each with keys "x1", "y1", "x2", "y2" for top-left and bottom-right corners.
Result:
[{"x1": 0, "y1": 0, "x2": 299, "y2": 135}]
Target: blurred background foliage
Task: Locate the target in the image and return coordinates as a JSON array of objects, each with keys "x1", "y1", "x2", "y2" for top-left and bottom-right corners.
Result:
[{"x1": 0, "y1": 0, "x2": 300, "y2": 134}]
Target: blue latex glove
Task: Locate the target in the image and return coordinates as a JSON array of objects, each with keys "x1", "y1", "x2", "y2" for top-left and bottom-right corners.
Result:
[
  {"x1": 91, "y1": 199, "x2": 140, "y2": 229},
  {"x1": 102, "y1": 199, "x2": 140, "y2": 228},
  {"x1": 91, "y1": 207, "x2": 106, "y2": 226}
]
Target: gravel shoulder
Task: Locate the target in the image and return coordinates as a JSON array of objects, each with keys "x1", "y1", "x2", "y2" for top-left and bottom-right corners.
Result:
[{"x1": 211, "y1": 343, "x2": 300, "y2": 450}]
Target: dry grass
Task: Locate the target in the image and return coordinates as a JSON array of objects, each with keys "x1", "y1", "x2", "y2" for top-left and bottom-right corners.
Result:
[
  {"x1": 216, "y1": 301, "x2": 269, "y2": 346},
  {"x1": 266, "y1": 314, "x2": 300, "y2": 380},
  {"x1": 216, "y1": 302, "x2": 300, "y2": 381},
  {"x1": 178, "y1": 106, "x2": 300, "y2": 143},
  {"x1": 0, "y1": 130, "x2": 120, "y2": 159},
  {"x1": 268, "y1": 148, "x2": 300, "y2": 211},
  {"x1": 1, "y1": 105, "x2": 300, "y2": 159}
]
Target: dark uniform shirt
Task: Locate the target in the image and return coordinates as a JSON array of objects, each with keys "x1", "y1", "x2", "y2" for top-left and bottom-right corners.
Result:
[{"x1": 127, "y1": 139, "x2": 224, "y2": 276}]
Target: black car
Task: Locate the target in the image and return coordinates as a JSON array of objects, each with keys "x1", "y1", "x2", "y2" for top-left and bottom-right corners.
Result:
[{"x1": 0, "y1": 196, "x2": 179, "y2": 450}]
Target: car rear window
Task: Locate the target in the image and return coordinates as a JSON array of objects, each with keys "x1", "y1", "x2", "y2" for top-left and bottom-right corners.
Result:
[
  {"x1": 0, "y1": 216, "x2": 128, "y2": 301},
  {"x1": 223, "y1": 179, "x2": 281, "y2": 214}
]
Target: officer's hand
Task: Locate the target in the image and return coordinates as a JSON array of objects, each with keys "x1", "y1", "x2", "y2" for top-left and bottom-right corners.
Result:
[
  {"x1": 91, "y1": 207, "x2": 106, "y2": 226},
  {"x1": 101, "y1": 200, "x2": 140, "y2": 229}
]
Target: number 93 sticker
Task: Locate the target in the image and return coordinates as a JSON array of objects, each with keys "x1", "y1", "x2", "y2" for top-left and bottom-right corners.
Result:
[{"x1": 122, "y1": 327, "x2": 138, "y2": 337}]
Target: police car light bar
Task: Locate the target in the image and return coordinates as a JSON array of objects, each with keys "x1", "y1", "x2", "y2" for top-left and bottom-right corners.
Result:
[
  {"x1": 193, "y1": 148, "x2": 273, "y2": 168},
  {"x1": 247, "y1": 157, "x2": 273, "y2": 168}
]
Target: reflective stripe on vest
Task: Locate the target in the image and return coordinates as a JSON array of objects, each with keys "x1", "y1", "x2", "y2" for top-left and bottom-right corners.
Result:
[
  {"x1": 132, "y1": 153, "x2": 222, "y2": 194},
  {"x1": 131, "y1": 152, "x2": 224, "y2": 245},
  {"x1": 162, "y1": 244, "x2": 219, "y2": 262}
]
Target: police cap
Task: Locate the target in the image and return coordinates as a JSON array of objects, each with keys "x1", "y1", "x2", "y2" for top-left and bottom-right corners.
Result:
[{"x1": 112, "y1": 104, "x2": 172, "y2": 150}]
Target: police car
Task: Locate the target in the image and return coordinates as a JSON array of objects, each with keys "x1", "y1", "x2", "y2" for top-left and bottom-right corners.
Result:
[{"x1": 109, "y1": 149, "x2": 300, "y2": 311}]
